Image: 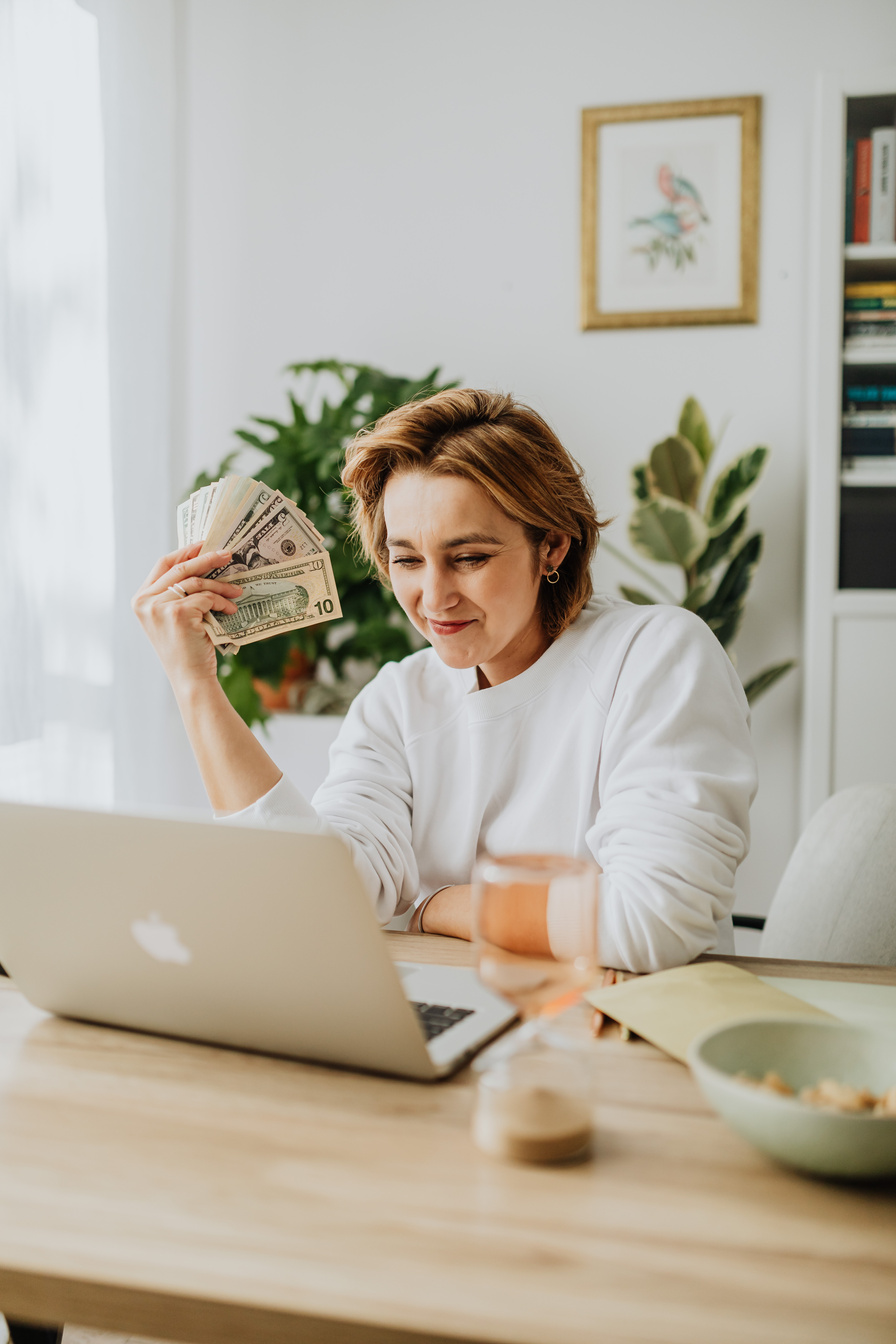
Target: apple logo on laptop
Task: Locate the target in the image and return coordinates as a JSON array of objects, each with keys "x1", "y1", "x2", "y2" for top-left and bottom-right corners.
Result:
[{"x1": 131, "y1": 912, "x2": 193, "y2": 965}]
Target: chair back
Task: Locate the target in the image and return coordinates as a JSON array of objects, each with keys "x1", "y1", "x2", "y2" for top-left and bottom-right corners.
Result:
[{"x1": 760, "y1": 784, "x2": 896, "y2": 964}]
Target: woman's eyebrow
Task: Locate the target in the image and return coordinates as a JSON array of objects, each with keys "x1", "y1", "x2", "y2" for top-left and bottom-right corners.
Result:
[
  {"x1": 442, "y1": 534, "x2": 503, "y2": 548},
  {"x1": 386, "y1": 533, "x2": 504, "y2": 549}
]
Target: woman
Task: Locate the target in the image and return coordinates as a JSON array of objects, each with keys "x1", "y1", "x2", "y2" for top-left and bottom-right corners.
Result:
[{"x1": 134, "y1": 389, "x2": 757, "y2": 972}]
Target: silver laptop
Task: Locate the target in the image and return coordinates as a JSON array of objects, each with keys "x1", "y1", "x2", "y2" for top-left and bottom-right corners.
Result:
[{"x1": 0, "y1": 802, "x2": 515, "y2": 1080}]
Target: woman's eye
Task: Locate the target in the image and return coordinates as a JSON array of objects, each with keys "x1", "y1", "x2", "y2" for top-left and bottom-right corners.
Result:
[{"x1": 389, "y1": 553, "x2": 491, "y2": 569}]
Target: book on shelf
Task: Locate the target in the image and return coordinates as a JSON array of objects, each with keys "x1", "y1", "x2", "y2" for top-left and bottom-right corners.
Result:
[
  {"x1": 843, "y1": 411, "x2": 896, "y2": 427},
  {"x1": 841, "y1": 456, "x2": 896, "y2": 471},
  {"x1": 844, "y1": 282, "x2": 896, "y2": 302},
  {"x1": 845, "y1": 321, "x2": 896, "y2": 335},
  {"x1": 843, "y1": 350, "x2": 896, "y2": 364},
  {"x1": 842, "y1": 425, "x2": 896, "y2": 456},
  {"x1": 852, "y1": 137, "x2": 872, "y2": 243},
  {"x1": 844, "y1": 381, "x2": 896, "y2": 409},
  {"x1": 840, "y1": 456, "x2": 896, "y2": 486},
  {"x1": 844, "y1": 311, "x2": 896, "y2": 324},
  {"x1": 845, "y1": 130, "x2": 896, "y2": 244},
  {"x1": 844, "y1": 336, "x2": 896, "y2": 352},
  {"x1": 871, "y1": 127, "x2": 896, "y2": 244},
  {"x1": 844, "y1": 319, "x2": 896, "y2": 339}
]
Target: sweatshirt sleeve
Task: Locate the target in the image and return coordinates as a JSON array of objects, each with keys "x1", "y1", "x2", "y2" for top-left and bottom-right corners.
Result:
[
  {"x1": 309, "y1": 664, "x2": 420, "y2": 922},
  {"x1": 218, "y1": 664, "x2": 419, "y2": 925},
  {"x1": 587, "y1": 607, "x2": 757, "y2": 973}
]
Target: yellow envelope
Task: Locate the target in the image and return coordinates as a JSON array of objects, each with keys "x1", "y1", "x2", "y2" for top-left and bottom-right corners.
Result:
[{"x1": 585, "y1": 960, "x2": 834, "y2": 1062}]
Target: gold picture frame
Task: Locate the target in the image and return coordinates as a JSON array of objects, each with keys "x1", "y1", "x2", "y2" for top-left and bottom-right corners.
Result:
[{"x1": 581, "y1": 95, "x2": 761, "y2": 330}]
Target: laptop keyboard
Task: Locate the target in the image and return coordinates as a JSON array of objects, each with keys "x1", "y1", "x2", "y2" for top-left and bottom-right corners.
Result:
[{"x1": 411, "y1": 1001, "x2": 475, "y2": 1042}]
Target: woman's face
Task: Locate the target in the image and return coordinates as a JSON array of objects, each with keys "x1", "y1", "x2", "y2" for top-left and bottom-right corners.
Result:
[{"x1": 383, "y1": 472, "x2": 569, "y2": 687}]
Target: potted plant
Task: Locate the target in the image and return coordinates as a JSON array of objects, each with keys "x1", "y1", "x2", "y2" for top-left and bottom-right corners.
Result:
[
  {"x1": 189, "y1": 360, "x2": 456, "y2": 726},
  {"x1": 602, "y1": 396, "x2": 795, "y2": 703}
]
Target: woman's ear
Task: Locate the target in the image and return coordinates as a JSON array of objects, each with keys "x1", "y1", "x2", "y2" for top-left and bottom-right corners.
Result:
[{"x1": 542, "y1": 530, "x2": 572, "y2": 574}]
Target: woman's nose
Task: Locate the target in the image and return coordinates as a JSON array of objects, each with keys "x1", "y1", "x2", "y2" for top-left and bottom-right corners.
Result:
[{"x1": 422, "y1": 564, "x2": 458, "y2": 614}]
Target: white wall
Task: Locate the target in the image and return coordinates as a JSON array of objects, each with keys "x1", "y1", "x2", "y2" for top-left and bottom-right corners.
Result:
[{"x1": 175, "y1": 0, "x2": 896, "y2": 917}]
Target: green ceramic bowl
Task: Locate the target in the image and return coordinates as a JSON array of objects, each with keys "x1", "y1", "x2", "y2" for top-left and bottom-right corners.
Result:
[{"x1": 687, "y1": 1016, "x2": 896, "y2": 1180}]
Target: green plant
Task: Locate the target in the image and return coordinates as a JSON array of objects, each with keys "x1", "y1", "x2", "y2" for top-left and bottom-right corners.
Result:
[
  {"x1": 602, "y1": 397, "x2": 795, "y2": 704},
  {"x1": 191, "y1": 360, "x2": 457, "y2": 726}
]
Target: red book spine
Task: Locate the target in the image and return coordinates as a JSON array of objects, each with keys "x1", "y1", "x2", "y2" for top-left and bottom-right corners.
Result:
[{"x1": 854, "y1": 138, "x2": 873, "y2": 243}]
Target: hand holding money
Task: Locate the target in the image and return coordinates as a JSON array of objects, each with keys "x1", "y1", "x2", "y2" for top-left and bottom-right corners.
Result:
[
  {"x1": 177, "y1": 475, "x2": 343, "y2": 652},
  {"x1": 131, "y1": 545, "x2": 243, "y2": 690}
]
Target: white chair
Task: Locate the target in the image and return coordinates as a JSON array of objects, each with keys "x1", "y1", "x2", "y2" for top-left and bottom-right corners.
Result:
[{"x1": 758, "y1": 784, "x2": 896, "y2": 965}]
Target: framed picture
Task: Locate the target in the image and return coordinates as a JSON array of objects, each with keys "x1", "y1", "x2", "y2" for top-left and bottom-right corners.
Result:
[{"x1": 581, "y1": 96, "x2": 761, "y2": 329}]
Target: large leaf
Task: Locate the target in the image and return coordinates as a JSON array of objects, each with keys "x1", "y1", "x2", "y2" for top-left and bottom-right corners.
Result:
[
  {"x1": 697, "y1": 533, "x2": 762, "y2": 647},
  {"x1": 619, "y1": 585, "x2": 658, "y2": 605},
  {"x1": 629, "y1": 498, "x2": 709, "y2": 571},
  {"x1": 631, "y1": 464, "x2": 650, "y2": 503},
  {"x1": 696, "y1": 508, "x2": 748, "y2": 575},
  {"x1": 742, "y1": 660, "x2": 797, "y2": 704},
  {"x1": 678, "y1": 396, "x2": 714, "y2": 465},
  {"x1": 704, "y1": 446, "x2": 769, "y2": 536},
  {"x1": 648, "y1": 435, "x2": 704, "y2": 507}
]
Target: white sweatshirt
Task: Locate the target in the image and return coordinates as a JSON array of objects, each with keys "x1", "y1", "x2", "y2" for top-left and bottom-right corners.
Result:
[{"x1": 226, "y1": 596, "x2": 757, "y2": 972}]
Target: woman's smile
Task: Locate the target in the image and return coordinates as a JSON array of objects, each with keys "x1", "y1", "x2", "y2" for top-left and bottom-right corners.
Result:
[{"x1": 426, "y1": 617, "x2": 476, "y2": 636}]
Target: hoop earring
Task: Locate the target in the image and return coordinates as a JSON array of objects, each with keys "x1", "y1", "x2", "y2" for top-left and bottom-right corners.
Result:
[{"x1": 545, "y1": 568, "x2": 560, "y2": 585}]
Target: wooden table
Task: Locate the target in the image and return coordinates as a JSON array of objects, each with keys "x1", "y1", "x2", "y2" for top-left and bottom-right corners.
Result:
[{"x1": 1, "y1": 937, "x2": 895, "y2": 1344}]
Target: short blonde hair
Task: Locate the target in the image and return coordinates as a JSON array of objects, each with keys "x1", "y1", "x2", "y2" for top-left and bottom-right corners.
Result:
[{"x1": 341, "y1": 388, "x2": 607, "y2": 639}]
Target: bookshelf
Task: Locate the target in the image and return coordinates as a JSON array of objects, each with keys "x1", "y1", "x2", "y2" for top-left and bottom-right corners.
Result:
[{"x1": 803, "y1": 70, "x2": 896, "y2": 823}]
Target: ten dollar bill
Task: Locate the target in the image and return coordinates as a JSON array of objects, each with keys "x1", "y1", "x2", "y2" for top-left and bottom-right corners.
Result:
[{"x1": 204, "y1": 552, "x2": 342, "y2": 649}]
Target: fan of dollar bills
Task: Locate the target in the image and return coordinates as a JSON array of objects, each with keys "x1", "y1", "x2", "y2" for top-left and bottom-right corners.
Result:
[{"x1": 177, "y1": 476, "x2": 343, "y2": 656}]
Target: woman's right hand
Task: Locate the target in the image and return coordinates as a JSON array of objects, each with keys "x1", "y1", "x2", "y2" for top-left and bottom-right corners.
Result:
[{"x1": 132, "y1": 544, "x2": 243, "y2": 694}]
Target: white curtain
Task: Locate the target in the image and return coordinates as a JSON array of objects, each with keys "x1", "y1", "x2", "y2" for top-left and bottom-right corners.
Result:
[
  {"x1": 0, "y1": 0, "x2": 198, "y2": 813},
  {"x1": 0, "y1": 0, "x2": 115, "y2": 806},
  {"x1": 87, "y1": 0, "x2": 201, "y2": 811}
]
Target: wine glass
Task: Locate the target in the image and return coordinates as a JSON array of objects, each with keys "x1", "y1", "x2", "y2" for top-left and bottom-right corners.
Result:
[
  {"x1": 470, "y1": 852, "x2": 600, "y2": 1161},
  {"x1": 471, "y1": 852, "x2": 601, "y2": 1056}
]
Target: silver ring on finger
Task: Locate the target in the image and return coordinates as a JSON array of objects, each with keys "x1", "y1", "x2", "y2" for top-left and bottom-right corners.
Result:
[{"x1": 169, "y1": 582, "x2": 189, "y2": 598}]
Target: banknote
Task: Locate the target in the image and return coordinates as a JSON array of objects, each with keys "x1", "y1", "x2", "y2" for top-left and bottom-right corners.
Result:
[
  {"x1": 176, "y1": 497, "x2": 191, "y2": 547},
  {"x1": 202, "y1": 478, "x2": 274, "y2": 553},
  {"x1": 181, "y1": 482, "x2": 219, "y2": 546},
  {"x1": 196, "y1": 480, "x2": 220, "y2": 542},
  {"x1": 245, "y1": 488, "x2": 327, "y2": 550},
  {"x1": 188, "y1": 488, "x2": 203, "y2": 544},
  {"x1": 203, "y1": 552, "x2": 342, "y2": 649},
  {"x1": 206, "y1": 495, "x2": 327, "y2": 578}
]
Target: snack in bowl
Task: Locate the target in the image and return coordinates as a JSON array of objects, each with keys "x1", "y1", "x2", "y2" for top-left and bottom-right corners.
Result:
[
  {"x1": 687, "y1": 1017, "x2": 896, "y2": 1179},
  {"x1": 736, "y1": 1070, "x2": 896, "y2": 1114}
]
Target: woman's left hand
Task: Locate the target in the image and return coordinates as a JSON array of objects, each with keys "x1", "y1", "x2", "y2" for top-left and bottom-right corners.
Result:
[
  {"x1": 410, "y1": 885, "x2": 472, "y2": 939},
  {"x1": 413, "y1": 879, "x2": 575, "y2": 957}
]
